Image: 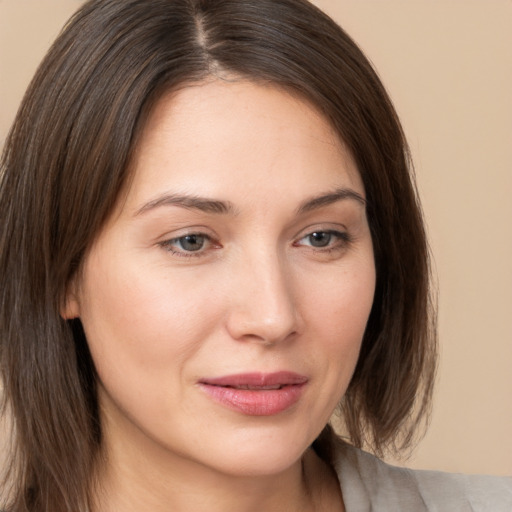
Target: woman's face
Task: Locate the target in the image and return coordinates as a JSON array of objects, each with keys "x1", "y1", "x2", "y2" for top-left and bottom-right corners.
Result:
[{"x1": 64, "y1": 80, "x2": 375, "y2": 477}]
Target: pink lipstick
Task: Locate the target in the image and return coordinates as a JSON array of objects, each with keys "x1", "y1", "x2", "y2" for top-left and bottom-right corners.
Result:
[{"x1": 198, "y1": 372, "x2": 308, "y2": 416}]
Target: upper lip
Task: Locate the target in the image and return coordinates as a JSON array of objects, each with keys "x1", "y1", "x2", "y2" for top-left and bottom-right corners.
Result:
[{"x1": 199, "y1": 372, "x2": 308, "y2": 389}]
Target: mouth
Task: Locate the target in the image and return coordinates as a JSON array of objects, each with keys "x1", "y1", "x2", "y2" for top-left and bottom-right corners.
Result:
[
  {"x1": 214, "y1": 383, "x2": 286, "y2": 390},
  {"x1": 198, "y1": 372, "x2": 308, "y2": 416}
]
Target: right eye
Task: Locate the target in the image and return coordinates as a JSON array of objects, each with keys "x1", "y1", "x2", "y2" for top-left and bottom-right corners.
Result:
[{"x1": 159, "y1": 233, "x2": 214, "y2": 257}]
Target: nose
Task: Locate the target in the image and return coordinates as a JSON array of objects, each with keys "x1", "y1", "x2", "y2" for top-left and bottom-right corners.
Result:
[{"x1": 225, "y1": 251, "x2": 301, "y2": 346}]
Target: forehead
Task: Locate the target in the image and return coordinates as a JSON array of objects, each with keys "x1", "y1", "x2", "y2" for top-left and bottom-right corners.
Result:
[{"x1": 125, "y1": 79, "x2": 364, "y2": 212}]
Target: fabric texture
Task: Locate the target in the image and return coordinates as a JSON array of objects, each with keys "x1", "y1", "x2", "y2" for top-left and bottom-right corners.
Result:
[{"x1": 333, "y1": 440, "x2": 512, "y2": 511}]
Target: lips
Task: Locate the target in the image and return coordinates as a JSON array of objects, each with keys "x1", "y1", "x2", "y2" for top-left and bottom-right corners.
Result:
[{"x1": 198, "y1": 372, "x2": 308, "y2": 416}]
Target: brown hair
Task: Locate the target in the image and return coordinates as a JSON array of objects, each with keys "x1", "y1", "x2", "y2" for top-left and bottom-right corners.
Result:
[{"x1": 0, "y1": 0, "x2": 436, "y2": 510}]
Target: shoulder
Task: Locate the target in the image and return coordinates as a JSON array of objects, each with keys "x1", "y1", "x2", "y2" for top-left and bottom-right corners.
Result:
[{"x1": 332, "y1": 439, "x2": 512, "y2": 512}]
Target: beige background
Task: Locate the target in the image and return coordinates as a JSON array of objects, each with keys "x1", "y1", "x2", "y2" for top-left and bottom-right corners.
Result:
[{"x1": 1, "y1": 1, "x2": 511, "y2": 476}]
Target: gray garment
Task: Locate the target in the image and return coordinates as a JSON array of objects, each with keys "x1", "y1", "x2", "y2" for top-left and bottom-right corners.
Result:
[{"x1": 334, "y1": 441, "x2": 512, "y2": 511}]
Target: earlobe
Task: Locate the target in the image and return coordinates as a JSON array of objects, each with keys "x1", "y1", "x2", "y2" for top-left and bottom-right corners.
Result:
[{"x1": 60, "y1": 287, "x2": 81, "y2": 320}]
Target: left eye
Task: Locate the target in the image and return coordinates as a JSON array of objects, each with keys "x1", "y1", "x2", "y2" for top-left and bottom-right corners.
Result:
[{"x1": 297, "y1": 230, "x2": 348, "y2": 249}]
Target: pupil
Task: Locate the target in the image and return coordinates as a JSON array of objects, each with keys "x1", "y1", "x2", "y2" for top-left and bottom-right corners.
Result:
[
  {"x1": 309, "y1": 232, "x2": 331, "y2": 247},
  {"x1": 181, "y1": 235, "x2": 204, "y2": 251}
]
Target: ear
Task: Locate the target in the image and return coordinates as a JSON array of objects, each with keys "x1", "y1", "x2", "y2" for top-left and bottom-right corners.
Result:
[{"x1": 60, "y1": 281, "x2": 81, "y2": 320}]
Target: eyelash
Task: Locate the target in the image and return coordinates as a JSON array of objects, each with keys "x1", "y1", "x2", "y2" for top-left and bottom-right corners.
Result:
[{"x1": 159, "y1": 229, "x2": 352, "y2": 259}]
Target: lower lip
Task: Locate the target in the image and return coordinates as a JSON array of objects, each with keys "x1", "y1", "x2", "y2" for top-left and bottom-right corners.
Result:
[{"x1": 199, "y1": 383, "x2": 306, "y2": 416}]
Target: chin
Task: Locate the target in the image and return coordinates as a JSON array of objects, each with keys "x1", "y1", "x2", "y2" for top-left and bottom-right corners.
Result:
[
  {"x1": 208, "y1": 448, "x2": 306, "y2": 478},
  {"x1": 188, "y1": 425, "x2": 316, "y2": 478}
]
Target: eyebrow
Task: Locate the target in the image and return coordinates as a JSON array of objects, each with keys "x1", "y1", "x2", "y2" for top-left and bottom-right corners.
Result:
[
  {"x1": 134, "y1": 187, "x2": 366, "y2": 217},
  {"x1": 296, "y1": 187, "x2": 366, "y2": 214},
  {"x1": 134, "y1": 193, "x2": 238, "y2": 216}
]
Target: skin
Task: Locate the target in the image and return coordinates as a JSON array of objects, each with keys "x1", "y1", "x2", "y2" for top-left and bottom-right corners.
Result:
[{"x1": 63, "y1": 79, "x2": 376, "y2": 512}]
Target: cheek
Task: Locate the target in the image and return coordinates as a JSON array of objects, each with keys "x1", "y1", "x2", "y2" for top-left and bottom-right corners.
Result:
[
  {"x1": 300, "y1": 256, "x2": 375, "y2": 388},
  {"x1": 77, "y1": 251, "x2": 223, "y2": 385},
  {"x1": 304, "y1": 255, "x2": 375, "y2": 337},
  {"x1": 76, "y1": 254, "x2": 228, "y2": 442}
]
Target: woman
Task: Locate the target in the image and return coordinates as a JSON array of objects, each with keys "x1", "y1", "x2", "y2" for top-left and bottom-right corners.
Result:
[{"x1": 0, "y1": 0, "x2": 510, "y2": 511}]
